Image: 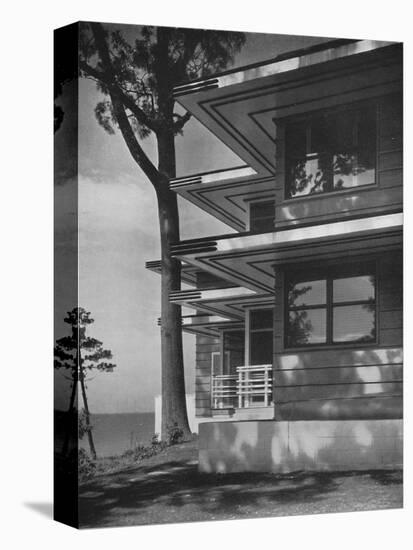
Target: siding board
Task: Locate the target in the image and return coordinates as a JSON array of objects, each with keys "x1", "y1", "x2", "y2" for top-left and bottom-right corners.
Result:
[
  {"x1": 379, "y1": 151, "x2": 403, "y2": 171},
  {"x1": 277, "y1": 381, "x2": 402, "y2": 402},
  {"x1": 276, "y1": 364, "x2": 402, "y2": 387},
  {"x1": 276, "y1": 395, "x2": 402, "y2": 421}
]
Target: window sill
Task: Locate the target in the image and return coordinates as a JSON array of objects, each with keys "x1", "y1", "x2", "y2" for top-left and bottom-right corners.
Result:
[{"x1": 281, "y1": 340, "x2": 379, "y2": 354}]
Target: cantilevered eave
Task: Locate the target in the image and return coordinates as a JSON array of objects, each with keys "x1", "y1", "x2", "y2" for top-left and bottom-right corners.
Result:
[
  {"x1": 173, "y1": 213, "x2": 403, "y2": 256},
  {"x1": 169, "y1": 286, "x2": 274, "y2": 320},
  {"x1": 170, "y1": 167, "x2": 274, "y2": 231},
  {"x1": 174, "y1": 40, "x2": 394, "y2": 98},
  {"x1": 173, "y1": 41, "x2": 401, "y2": 174},
  {"x1": 157, "y1": 314, "x2": 244, "y2": 337},
  {"x1": 171, "y1": 213, "x2": 403, "y2": 293},
  {"x1": 145, "y1": 259, "x2": 199, "y2": 286}
]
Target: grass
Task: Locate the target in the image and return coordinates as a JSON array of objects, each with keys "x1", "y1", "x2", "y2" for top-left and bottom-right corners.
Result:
[{"x1": 78, "y1": 439, "x2": 402, "y2": 528}]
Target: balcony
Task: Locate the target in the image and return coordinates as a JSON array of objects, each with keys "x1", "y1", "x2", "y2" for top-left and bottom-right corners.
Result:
[{"x1": 212, "y1": 364, "x2": 273, "y2": 411}]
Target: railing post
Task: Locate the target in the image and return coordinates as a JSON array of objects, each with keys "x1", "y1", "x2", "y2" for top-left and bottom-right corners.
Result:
[
  {"x1": 245, "y1": 368, "x2": 250, "y2": 408},
  {"x1": 212, "y1": 378, "x2": 215, "y2": 409},
  {"x1": 238, "y1": 369, "x2": 242, "y2": 409},
  {"x1": 264, "y1": 365, "x2": 268, "y2": 407}
]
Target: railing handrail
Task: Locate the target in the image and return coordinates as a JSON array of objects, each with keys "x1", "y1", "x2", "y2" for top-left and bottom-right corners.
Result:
[{"x1": 237, "y1": 364, "x2": 272, "y2": 372}]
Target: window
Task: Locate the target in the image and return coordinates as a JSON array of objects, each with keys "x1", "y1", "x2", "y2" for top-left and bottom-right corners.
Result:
[
  {"x1": 286, "y1": 264, "x2": 376, "y2": 347},
  {"x1": 249, "y1": 309, "x2": 273, "y2": 364},
  {"x1": 249, "y1": 200, "x2": 275, "y2": 232},
  {"x1": 285, "y1": 103, "x2": 377, "y2": 199}
]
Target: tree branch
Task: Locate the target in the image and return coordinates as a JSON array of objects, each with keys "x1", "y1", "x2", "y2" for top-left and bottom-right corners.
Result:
[
  {"x1": 173, "y1": 111, "x2": 191, "y2": 134},
  {"x1": 110, "y1": 93, "x2": 165, "y2": 190},
  {"x1": 79, "y1": 58, "x2": 157, "y2": 133},
  {"x1": 89, "y1": 22, "x2": 166, "y2": 191}
]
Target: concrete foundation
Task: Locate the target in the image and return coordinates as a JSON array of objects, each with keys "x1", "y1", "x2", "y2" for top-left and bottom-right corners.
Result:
[{"x1": 199, "y1": 419, "x2": 402, "y2": 473}]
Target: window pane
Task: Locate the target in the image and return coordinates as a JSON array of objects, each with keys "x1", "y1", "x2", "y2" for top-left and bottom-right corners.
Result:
[
  {"x1": 310, "y1": 116, "x2": 329, "y2": 153},
  {"x1": 333, "y1": 305, "x2": 375, "y2": 343},
  {"x1": 250, "y1": 218, "x2": 274, "y2": 232},
  {"x1": 333, "y1": 275, "x2": 375, "y2": 303},
  {"x1": 333, "y1": 152, "x2": 375, "y2": 190},
  {"x1": 250, "y1": 309, "x2": 273, "y2": 330},
  {"x1": 287, "y1": 308, "x2": 327, "y2": 346},
  {"x1": 250, "y1": 331, "x2": 273, "y2": 364},
  {"x1": 287, "y1": 154, "x2": 330, "y2": 197},
  {"x1": 332, "y1": 107, "x2": 376, "y2": 190},
  {"x1": 288, "y1": 279, "x2": 326, "y2": 307},
  {"x1": 285, "y1": 121, "x2": 306, "y2": 157},
  {"x1": 250, "y1": 201, "x2": 275, "y2": 232},
  {"x1": 358, "y1": 106, "x2": 377, "y2": 152},
  {"x1": 223, "y1": 331, "x2": 245, "y2": 374},
  {"x1": 286, "y1": 104, "x2": 376, "y2": 199},
  {"x1": 250, "y1": 201, "x2": 274, "y2": 219},
  {"x1": 332, "y1": 111, "x2": 355, "y2": 151}
]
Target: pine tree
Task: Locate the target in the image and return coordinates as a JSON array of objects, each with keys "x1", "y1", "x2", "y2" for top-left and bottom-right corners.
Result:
[
  {"x1": 54, "y1": 307, "x2": 116, "y2": 459},
  {"x1": 79, "y1": 23, "x2": 245, "y2": 438}
]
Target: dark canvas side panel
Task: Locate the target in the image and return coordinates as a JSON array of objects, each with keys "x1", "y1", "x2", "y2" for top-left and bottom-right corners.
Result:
[{"x1": 54, "y1": 21, "x2": 79, "y2": 529}]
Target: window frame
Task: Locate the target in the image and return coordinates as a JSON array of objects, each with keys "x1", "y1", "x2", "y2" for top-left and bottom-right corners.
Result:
[
  {"x1": 283, "y1": 100, "x2": 379, "y2": 201},
  {"x1": 284, "y1": 262, "x2": 378, "y2": 349}
]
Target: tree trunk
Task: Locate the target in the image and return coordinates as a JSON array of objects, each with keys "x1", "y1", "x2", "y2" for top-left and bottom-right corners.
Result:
[
  {"x1": 79, "y1": 372, "x2": 97, "y2": 460},
  {"x1": 62, "y1": 374, "x2": 77, "y2": 456},
  {"x1": 157, "y1": 128, "x2": 191, "y2": 441},
  {"x1": 85, "y1": 23, "x2": 191, "y2": 442}
]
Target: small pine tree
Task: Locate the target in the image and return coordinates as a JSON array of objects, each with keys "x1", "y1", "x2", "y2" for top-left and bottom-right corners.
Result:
[{"x1": 54, "y1": 307, "x2": 116, "y2": 459}]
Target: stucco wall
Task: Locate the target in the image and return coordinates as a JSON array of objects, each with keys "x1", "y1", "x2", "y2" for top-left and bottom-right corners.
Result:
[{"x1": 199, "y1": 419, "x2": 402, "y2": 473}]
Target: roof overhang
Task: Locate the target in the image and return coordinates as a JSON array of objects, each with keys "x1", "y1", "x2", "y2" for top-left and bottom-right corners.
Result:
[
  {"x1": 145, "y1": 260, "x2": 198, "y2": 286},
  {"x1": 171, "y1": 213, "x2": 403, "y2": 292},
  {"x1": 170, "y1": 286, "x2": 273, "y2": 320},
  {"x1": 174, "y1": 41, "x2": 401, "y2": 175},
  {"x1": 170, "y1": 167, "x2": 274, "y2": 230},
  {"x1": 181, "y1": 315, "x2": 244, "y2": 337}
]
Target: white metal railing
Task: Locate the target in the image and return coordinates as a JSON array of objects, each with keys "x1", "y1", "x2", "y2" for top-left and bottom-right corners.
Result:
[
  {"x1": 237, "y1": 364, "x2": 273, "y2": 408},
  {"x1": 211, "y1": 374, "x2": 238, "y2": 409},
  {"x1": 212, "y1": 364, "x2": 273, "y2": 410}
]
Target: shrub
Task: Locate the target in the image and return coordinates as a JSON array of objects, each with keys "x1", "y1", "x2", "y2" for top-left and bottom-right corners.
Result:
[
  {"x1": 121, "y1": 435, "x2": 168, "y2": 462},
  {"x1": 78, "y1": 448, "x2": 96, "y2": 480}
]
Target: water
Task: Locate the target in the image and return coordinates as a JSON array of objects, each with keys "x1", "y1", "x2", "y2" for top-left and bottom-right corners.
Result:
[{"x1": 79, "y1": 412, "x2": 155, "y2": 457}]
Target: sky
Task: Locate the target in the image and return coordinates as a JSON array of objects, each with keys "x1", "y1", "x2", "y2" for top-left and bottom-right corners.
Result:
[{"x1": 54, "y1": 26, "x2": 332, "y2": 413}]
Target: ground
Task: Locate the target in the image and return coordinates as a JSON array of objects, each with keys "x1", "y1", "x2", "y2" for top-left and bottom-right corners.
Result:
[{"x1": 79, "y1": 440, "x2": 403, "y2": 528}]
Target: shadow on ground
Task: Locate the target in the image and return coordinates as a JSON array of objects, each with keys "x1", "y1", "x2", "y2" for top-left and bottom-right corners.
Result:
[
  {"x1": 78, "y1": 443, "x2": 402, "y2": 528},
  {"x1": 24, "y1": 502, "x2": 53, "y2": 519}
]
